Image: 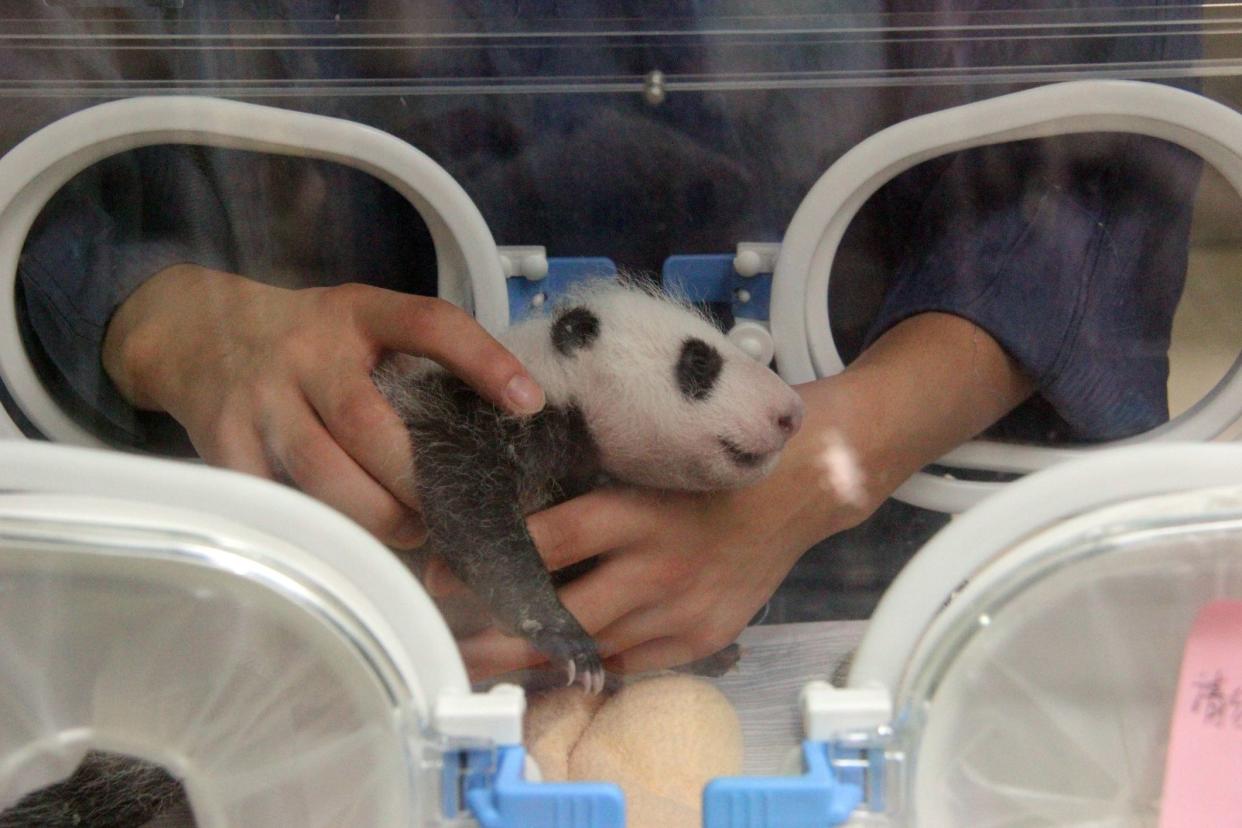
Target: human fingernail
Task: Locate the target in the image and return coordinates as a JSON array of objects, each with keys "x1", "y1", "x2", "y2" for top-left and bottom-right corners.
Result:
[
  {"x1": 504, "y1": 374, "x2": 545, "y2": 414},
  {"x1": 393, "y1": 514, "x2": 426, "y2": 547}
]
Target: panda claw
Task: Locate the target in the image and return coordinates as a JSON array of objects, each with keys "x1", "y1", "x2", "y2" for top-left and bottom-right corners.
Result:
[
  {"x1": 580, "y1": 657, "x2": 605, "y2": 696},
  {"x1": 560, "y1": 651, "x2": 604, "y2": 695},
  {"x1": 534, "y1": 629, "x2": 604, "y2": 694}
]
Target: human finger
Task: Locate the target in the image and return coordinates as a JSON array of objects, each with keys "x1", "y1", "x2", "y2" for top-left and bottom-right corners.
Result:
[
  {"x1": 457, "y1": 628, "x2": 546, "y2": 682},
  {"x1": 432, "y1": 589, "x2": 496, "y2": 640},
  {"x1": 355, "y1": 290, "x2": 544, "y2": 415},
  {"x1": 526, "y1": 488, "x2": 655, "y2": 571},
  {"x1": 551, "y1": 556, "x2": 652, "y2": 633},
  {"x1": 262, "y1": 396, "x2": 426, "y2": 547},
  {"x1": 302, "y1": 370, "x2": 422, "y2": 510},
  {"x1": 589, "y1": 603, "x2": 671, "y2": 663},
  {"x1": 590, "y1": 583, "x2": 745, "y2": 674},
  {"x1": 192, "y1": 414, "x2": 276, "y2": 481},
  {"x1": 421, "y1": 557, "x2": 470, "y2": 598},
  {"x1": 602, "y1": 637, "x2": 702, "y2": 675}
]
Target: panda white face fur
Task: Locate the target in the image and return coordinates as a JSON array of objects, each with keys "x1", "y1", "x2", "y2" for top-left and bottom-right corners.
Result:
[{"x1": 502, "y1": 280, "x2": 804, "y2": 491}]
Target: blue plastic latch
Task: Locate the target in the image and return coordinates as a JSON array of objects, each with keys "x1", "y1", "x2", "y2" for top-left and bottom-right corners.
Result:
[
  {"x1": 460, "y1": 746, "x2": 625, "y2": 828},
  {"x1": 702, "y1": 741, "x2": 862, "y2": 828},
  {"x1": 661, "y1": 254, "x2": 772, "y2": 321},
  {"x1": 508, "y1": 257, "x2": 618, "y2": 324}
]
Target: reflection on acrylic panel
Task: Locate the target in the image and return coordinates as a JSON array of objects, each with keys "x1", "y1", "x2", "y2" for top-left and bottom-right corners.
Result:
[{"x1": 1172, "y1": 159, "x2": 1242, "y2": 426}]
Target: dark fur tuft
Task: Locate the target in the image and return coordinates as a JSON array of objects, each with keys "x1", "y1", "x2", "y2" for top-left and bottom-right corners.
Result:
[
  {"x1": 378, "y1": 367, "x2": 606, "y2": 689},
  {"x1": 1, "y1": 752, "x2": 188, "y2": 828}
]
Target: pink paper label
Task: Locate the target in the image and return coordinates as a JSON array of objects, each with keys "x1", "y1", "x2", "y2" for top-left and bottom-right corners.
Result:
[{"x1": 1159, "y1": 600, "x2": 1242, "y2": 827}]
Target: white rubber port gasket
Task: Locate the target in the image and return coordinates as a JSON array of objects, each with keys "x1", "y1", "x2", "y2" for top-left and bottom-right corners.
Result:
[{"x1": 772, "y1": 80, "x2": 1242, "y2": 512}]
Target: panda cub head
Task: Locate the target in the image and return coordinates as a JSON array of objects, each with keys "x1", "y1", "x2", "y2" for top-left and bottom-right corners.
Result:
[{"x1": 512, "y1": 280, "x2": 804, "y2": 491}]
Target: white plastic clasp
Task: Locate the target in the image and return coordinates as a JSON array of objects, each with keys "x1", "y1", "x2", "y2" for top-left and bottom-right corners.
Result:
[
  {"x1": 800, "y1": 680, "x2": 892, "y2": 742},
  {"x1": 732, "y1": 242, "x2": 781, "y2": 278},
  {"x1": 498, "y1": 246, "x2": 549, "y2": 281},
  {"x1": 728, "y1": 319, "x2": 776, "y2": 365},
  {"x1": 434, "y1": 684, "x2": 526, "y2": 747}
]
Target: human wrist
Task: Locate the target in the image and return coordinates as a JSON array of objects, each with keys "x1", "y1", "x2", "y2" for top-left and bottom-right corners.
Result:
[
  {"x1": 733, "y1": 375, "x2": 887, "y2": 570},
  {"x1": 809, "y1": 312, "x2": 1036, "y2": 517},
  {"x1": 791, "y1": 374, "x2": 893, "y2": 534},
  {"x1": 102, "y1": 263, "x2": 237, "y2": 411}
]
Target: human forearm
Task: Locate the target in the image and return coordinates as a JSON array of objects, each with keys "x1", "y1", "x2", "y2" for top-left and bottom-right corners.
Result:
[
  {"x1": 796, "y1": 310, "x2": 1035, "y2": 525},
  {"x1": 103, "y1": 263, "x2": 258, "y2": 412}
]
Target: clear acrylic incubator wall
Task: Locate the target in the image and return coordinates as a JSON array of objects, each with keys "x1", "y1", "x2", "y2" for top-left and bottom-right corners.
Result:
[{"x1": 2, "y1": 4, "x2": 1242, "y2": 827}]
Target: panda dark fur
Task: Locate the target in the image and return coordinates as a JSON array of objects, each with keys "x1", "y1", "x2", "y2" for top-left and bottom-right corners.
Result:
[
  {"x1": 0, "y1": 280, "x2": 803, "y2": 828},
  {"x1": 375, "y1": 279, "x2": 804, "y2": 692}
]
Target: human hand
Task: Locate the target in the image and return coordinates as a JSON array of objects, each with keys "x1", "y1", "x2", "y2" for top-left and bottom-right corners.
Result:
[
  {"x1": 451, "y1": 489, "x2": 827, "y2": 679},
  {"x1": 102, "y1": 263, "x2": 545, "y2": 547},
  {"x1": 432, "y1": 312, "x2": 1034, "y2": 680},
  {"x1": 437, "y1": 381, "x2": 872, "y2": 680}
]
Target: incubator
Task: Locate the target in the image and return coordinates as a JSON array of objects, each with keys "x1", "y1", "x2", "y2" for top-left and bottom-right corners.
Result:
[{"x1": 2, "y1": 3, "x2": 1242, "y2": 826}]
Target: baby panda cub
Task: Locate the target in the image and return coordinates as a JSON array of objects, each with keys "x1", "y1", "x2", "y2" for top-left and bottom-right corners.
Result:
[{"x1": 375, "y1": 279, "x2": 804, "y2": 692}]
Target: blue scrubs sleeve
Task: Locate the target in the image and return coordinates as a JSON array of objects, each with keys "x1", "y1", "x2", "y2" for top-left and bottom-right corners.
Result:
[
  {"x1": 17, "y1": 145, "x2": 233, "y2": 442},
  {"x1": 862, "y1": 132, "x2": 1201, "y2": 442}
]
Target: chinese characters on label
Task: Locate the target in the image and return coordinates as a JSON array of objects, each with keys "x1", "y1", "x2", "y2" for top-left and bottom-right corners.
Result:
[{"x1": 1189, "y1": 670, "x2": 1242, "y2": 729}]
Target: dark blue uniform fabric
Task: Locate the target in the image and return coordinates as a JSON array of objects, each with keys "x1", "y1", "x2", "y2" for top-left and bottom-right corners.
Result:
[
  {"x1": 863, "y1": 132, "x2": 1201, "y2": 442},
  {"x1": 11, "y1": 1, "x2": 1203, "y2": 449},
  {"x1": 20, "y1": 146, "x2": 234, "y2": 443}
]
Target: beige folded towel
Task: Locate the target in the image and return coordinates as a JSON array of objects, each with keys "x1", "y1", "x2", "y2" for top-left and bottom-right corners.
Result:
[{"x1": 524, "y1": 675, "x2": 743, "y2": 828}]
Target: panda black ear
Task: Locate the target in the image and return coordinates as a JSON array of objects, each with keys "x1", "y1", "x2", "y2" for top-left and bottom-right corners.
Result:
[{"x1": 551, "y1": 306, "x2": 601, "y2": 356}]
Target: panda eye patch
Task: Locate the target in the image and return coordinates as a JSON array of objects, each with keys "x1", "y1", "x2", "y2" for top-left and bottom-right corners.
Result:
[
  {"x1": 676, "y1": 338, "x2": 723, "y2": 401},
  {"x1": 551, "y1": 306, "x2": 601, "y2": 355}
]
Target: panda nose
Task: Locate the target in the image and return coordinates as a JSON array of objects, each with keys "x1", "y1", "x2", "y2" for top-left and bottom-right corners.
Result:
[{"x1": 776, "y1": 399, "x2": 805, "y2": 440}]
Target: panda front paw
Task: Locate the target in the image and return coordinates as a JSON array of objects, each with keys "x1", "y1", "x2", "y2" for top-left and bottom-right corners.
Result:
[
  {"x1": 535, "y1": 632, "x2": 605, "y2": 695},
  {"x1": 564, "y1": 647, "x2": 606, "y2": 695}
]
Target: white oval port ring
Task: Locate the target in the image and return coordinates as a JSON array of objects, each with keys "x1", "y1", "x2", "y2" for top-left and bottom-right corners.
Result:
[
  {"x1": 0, "y1": 96, "x2": 509, "y2": 446},
  {"x1": 772, "y1": 79, "x2": 1242, "y2": 513}
]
